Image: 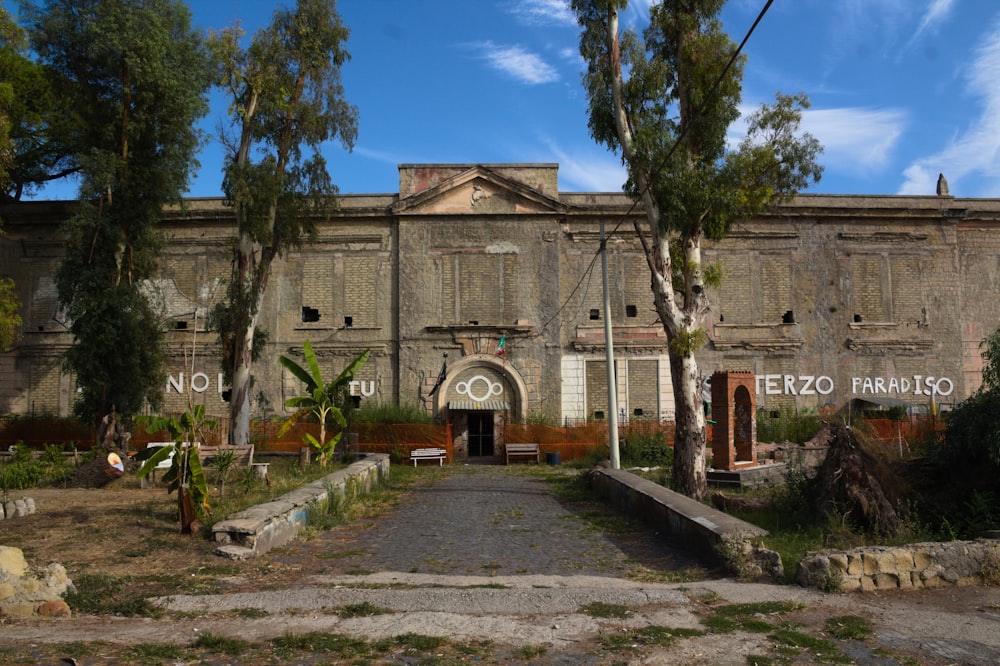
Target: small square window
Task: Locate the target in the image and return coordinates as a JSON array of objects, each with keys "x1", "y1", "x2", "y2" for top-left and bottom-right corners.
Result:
[
  {"x1": 174, "y1": 321, "x2": 188, "y2": 330},
  {"x1": 625, "y1": 304, "x2": 638, "y2": 318},
  {"x1": 633, "y1": 408, "x2": 643, "y2": 417},
  {"x1": 302, "y1": 306, "x2": 320, "y2": 323},
  {"x1": 589, "y1": 309, "x2": 600, "y2": 320},
  {"x1": 594, "y1": 410, "x2": 605, "y2": 420},
  {"x1": 344, "y1": 316, "x2": 353, "y2": 328}
]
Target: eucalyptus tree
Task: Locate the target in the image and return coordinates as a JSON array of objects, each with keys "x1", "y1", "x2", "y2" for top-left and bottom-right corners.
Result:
[
  {"x1": 209, "y1": 0, "x2": 358, "y2": 446},
  {"x1": 21, "y1": 0, "x2": 212, "y2": 422},
  {"x1": 1, "y1": 9, "x2": 23, "y2": 350},
  {"x1": 1, "y1": 6, "x2": 77, "y2": 203},
  {"x1": 572, "y1": 0, "x2": 823, "y2": 498}
]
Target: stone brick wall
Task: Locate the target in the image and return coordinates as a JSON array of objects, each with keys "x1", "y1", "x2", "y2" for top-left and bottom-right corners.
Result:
[
  {"x1": 2, "y1": 170, "x2": 999, "y2": 424},
  {"x1": 797, "y1": 539, "x2": 1000, "y2": 592}
]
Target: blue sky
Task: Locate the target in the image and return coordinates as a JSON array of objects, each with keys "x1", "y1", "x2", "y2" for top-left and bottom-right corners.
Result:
[{"x1": 19, "y1": 0, "x2": 1000, "y2": 199}]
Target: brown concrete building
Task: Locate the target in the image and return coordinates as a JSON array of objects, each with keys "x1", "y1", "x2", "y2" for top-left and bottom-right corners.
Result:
[{"x1": 2, "y1": 163, "x2": 998, "y2": 459}]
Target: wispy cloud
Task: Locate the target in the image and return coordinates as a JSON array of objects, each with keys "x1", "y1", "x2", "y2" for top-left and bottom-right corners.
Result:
[
  {"x1": 728, "y1": 103, "x2": 906, "y2": 174},
  {"x1": 469, "y1": 41, "x2": 559, "y2": 85},
  {"x1": 508, "y1": 0, "x2": 576, "y2": 27},
  {"x1": 800, "y1": 107, "x2": 906, "y2": 172},
  {"x1": 534, "y1": 138, "x2": 627, "y2": 192},
  {"x1": 898, "y1": 20, "x2": 1000, "y2": 195},
  {"x1": 902, "y1": 0, "x2": 956, "y2": 54}
]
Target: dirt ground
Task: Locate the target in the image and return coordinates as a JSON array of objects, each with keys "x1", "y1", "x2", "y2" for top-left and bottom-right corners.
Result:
[{"x1": 3, "y1": 477, "x2": 1000, "y2": 665}]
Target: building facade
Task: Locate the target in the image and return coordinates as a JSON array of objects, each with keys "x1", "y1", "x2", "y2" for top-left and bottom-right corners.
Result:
[{"x1": 2, "y1": 163, "x2": 998, "y2": 458}]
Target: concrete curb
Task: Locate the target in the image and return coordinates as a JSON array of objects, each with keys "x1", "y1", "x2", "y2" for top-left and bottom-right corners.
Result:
[
  {"x1": 587, "y1": 463, "x2": 767, "y2": 562},
  {"x1": 211, "y1": 453, "x2": 389, "y2": 559}
]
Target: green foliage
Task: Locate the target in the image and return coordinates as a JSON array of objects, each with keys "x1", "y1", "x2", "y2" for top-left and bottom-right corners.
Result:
[
  {"x1": 191, "y1": 633, "x2": 248, "y2": 655},
  {"x1": 353, "y1": 400, "x2": 432, "y2": 424},
  {"x1": 915, "y1": 322, "x2": 1000, "y2": 535},
  {"x1": 756, "y1": 407, "x2": 824, "y2": 444},
  {"x1": 573, "y1": 0, "x2": 822, "y2": 500},
  {"x1": 208, "y1": 0, "x2": 358, "y2": 446},
  {"x1": 620, "y1": 428, "x2": 673, "y2": 467},
  {"x1": 20, "y1": 0, "x2": 212, "y2": 422},
  {"x1": 0, "y1": 6, "x2": 77, "y2": 202},
  {"x1": 580, "y1": 601, "x2": 632, "y2": 619},
  {"x1": 669, "y1": 327, "x2": 708, "y2": 356},
  {"x1": 63, "y1": 573, "x2": 161, "y2": 617},
  {"x1": 135, "y1": 405, "x2": 215, "y2": 520},
  {"x1": 0, "y1": 277, "x2": 20, "y2": 352},
  {"x1": 824, "y1": 615, "x2": 874, "y2": 641},
  {"x1": 279, "y1": 342, "x2": 369, "y2": 466},
  {"x1": 0, "y1": 442, "x2": 46, "y2": 491}
]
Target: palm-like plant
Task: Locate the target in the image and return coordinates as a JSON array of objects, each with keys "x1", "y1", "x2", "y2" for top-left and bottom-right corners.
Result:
[
  {"x1": 279, "y1": 342, "x2": 370, "y2": 467},
  {"x1": 135, "y1": 405, "x2": 214, "y2": 533}
]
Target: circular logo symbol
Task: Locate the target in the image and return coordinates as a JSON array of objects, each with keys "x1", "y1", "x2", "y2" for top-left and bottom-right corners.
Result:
[{"x1": 456, "y1": 375, "x2": 504, "y2": 402}]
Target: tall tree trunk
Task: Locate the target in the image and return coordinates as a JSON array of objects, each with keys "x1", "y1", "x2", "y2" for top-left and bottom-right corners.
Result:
[
  {"x1": 229, "y1": 319, "x2": 255, "y2": 446},
  {"x1": 668, "y1": 342, "x2": 707, "y2": 499},
  {"x1": 228, "y1": 235, "x2": 267, "y2": 446}
]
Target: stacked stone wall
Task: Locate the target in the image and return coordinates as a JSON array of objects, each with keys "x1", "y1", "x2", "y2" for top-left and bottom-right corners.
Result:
[
  {"x1": 797, "y1": 539, "x2": 1000, "y2": 592},
  {"x1": 0, "y1": 545, "x2": 73, "y2": 618}
]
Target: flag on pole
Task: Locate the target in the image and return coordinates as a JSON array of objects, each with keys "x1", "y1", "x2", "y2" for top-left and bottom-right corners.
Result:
[
  {"x1": 428, "y1": 360, "x2": 447, "y2": 396},
  {"x1": 495, "y1": 334, "x2": 506, "y2": 358}
]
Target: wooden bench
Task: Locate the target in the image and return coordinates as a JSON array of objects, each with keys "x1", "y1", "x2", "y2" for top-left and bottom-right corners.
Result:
[
  {"x1": 199, "y1": 444, "x2": 254, "y2": 470},
  {"x1": 410, "y1": 447, "x2": 448, "y2": 466},
  {"x1": 505, "y1": 442, "x2": 540, "y2": 464}
]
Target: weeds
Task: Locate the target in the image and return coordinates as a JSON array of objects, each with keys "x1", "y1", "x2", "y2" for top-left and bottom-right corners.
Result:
[
  {"x1": 336, "y1": 601, "x2": 392, "y2": 618},
  {"x1": 63, "y1": 573, "x2": 162, "y2": 617},
  {"x1": 824, "y1": 615, "x2": 873, "y2": 640},
  {"x1": 580, "y1": 601, "x2": 632, "y2": 619},
  {"x1": 192, "y1": 632, "x2": 249, "y2": 655}
]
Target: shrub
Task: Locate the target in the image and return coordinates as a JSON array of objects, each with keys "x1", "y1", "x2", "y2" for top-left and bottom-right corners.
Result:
[
  {"x1": 353, "y1": 401, "x2": 432, "y2": 424},
  {"x1": 619, "y1": 428, "x2": 672, "y2": 467},
  {"x1": 756, "y1": 407, "x2": 823, "y2": 443}
]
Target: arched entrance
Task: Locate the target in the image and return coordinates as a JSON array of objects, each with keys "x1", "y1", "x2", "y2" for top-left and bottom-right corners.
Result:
[{"x1": 432, "y1": 356, "x2": 528, "y2": 462}]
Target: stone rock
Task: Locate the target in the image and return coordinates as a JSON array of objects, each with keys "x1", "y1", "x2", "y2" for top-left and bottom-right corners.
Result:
[
  {"x1": 0, "y1": 546, "x2": 75, "y2": 618},
  {"x1": 4, "y1": 502, "x2": 14, "y2": 519},
  {"x1": 24, "y1": 497, "x2": 35, "y2": 514},
  {"x1": 13, "y1": 499, "x2": 26, "y2": 517},
  {"x1": 0, "y1": 545, "x2": 29, "y2": 577},
  {"x1": 37, "y1": 600, "x2": 71, "y2": 617}
]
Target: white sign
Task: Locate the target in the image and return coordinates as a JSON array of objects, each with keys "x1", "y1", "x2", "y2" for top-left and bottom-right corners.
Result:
[
  {"x1": 349, "y1": 380, "x2": 377, "y2": 397},
  {"x1": 166, "y1": 372, "x2": 225, "y2": 394},
  {"x1": 755, "y1": 374, "x2": 954, "y2": 397}
]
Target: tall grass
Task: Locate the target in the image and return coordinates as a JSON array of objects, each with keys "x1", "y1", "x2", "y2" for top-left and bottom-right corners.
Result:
[
  {"x1": 756, "y1": 407, "x2": 823, "y2": 443},
  {"x1": 353, "y1": 401, "x2": 432, "y2": 424}
]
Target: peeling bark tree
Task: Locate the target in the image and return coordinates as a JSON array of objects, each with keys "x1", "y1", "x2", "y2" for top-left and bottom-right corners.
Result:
[
  {"x1": 573, "y1": 0, "x2": 823, "y2": 498},
  {"x1": 210, "y1": 0, "x2": 357, "y2": 446}
]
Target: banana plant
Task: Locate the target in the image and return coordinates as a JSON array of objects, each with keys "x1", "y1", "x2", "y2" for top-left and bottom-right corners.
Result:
[
  {"x1": 279, "y1": 342, "x2": 370, "y2": 467},
  {"x1": 135, "y1": 405, "x2": 214, "y2": 533}
]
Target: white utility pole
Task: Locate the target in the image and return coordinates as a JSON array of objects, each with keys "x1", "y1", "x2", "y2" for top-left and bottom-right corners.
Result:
[{"x1": 601, "y1": 221, "x2": 621, "y2": 469}]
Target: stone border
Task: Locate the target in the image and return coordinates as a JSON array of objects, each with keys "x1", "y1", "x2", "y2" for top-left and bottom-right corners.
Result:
[
  {"x1": 587, "y1": 463, "x2": 781, "y2": 578},
  {"x1": 212, "y1": 453, "x2": 389, "y2": 560},
  {"x1": 797, "y1": 540, "x2": 1000, "y2": 592}
]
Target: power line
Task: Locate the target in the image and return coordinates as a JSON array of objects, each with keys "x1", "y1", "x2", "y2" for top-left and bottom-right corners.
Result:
[{"x1": 542, "y1": 0, "x2": 775, "y2": 333}]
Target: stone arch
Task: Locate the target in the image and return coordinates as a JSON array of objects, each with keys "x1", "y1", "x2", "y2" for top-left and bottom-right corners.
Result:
[{"x1": 432, "y1": 354, "x2": 528, "y2": 420}]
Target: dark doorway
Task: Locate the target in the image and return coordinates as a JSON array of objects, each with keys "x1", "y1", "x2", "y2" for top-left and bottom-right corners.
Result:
[{"x1": 468, "y1": 413, "x2": 495, "y2": 457}]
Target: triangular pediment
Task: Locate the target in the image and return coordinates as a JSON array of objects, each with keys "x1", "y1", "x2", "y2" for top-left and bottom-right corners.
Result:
[{"x1": 393, "y1": 165, "x2": 568, "y2": 216}]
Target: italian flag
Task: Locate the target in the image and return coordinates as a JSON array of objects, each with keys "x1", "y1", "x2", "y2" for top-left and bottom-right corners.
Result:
[{"x1": 495, "y1": 335, "x2": 506, "y2": 357}]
